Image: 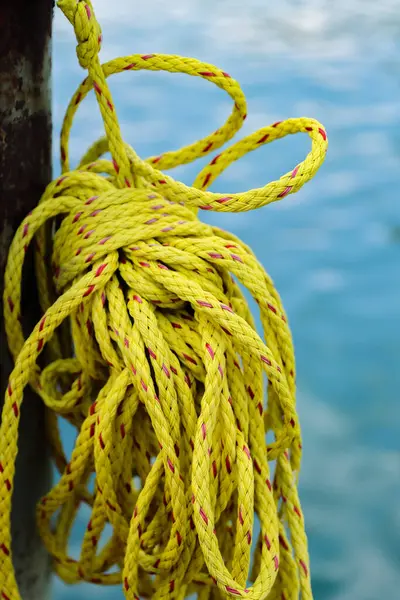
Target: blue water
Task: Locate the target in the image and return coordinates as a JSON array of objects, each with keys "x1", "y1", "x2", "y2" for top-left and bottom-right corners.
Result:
[{"x1": 52, "y1": 1, "x2": 400, "y2": 598}]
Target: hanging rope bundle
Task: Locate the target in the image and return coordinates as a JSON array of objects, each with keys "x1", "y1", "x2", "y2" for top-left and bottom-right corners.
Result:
[{"x1": 0, "y1": 1, "x2": 328, "y2": 599}]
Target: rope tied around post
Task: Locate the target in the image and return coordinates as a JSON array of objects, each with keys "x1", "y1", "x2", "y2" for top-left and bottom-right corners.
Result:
[{"x1": 0, "y1": 1, "x2": 328, "y2": 599}]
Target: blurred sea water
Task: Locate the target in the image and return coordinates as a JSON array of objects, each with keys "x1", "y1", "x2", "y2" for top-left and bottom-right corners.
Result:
[{"x1": 52, "y1": 1, "x2": 400, "y2": 598}]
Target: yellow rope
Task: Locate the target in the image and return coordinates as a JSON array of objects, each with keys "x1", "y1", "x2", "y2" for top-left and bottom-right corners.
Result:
[{"x1": 0, "y1": 1, "x2": 328, "y2": 599}]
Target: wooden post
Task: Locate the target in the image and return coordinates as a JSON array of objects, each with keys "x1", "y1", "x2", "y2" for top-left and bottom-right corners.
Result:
[{"x1": 0, "y1": 0, "x2": 54, "y2": 597}]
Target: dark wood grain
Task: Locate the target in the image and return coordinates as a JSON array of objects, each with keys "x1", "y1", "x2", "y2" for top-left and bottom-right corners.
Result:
[{"x1": 0, "y1": 1, "x2": 54, "y2": 597}]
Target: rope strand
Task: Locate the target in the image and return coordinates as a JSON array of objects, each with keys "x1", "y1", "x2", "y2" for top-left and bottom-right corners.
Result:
[{"x1": 0, "y1": 1, "x2": 327, "y2": 598}]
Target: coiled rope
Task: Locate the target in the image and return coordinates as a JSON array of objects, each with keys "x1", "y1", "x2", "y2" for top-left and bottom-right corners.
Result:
[{"x1": 0, "y1": 1, "x2": 328, "y2": 599}]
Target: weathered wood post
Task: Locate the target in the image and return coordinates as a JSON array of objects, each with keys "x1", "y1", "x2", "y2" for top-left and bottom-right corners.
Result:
[{"x1": 0, "y1": 0, "x2": 54, "y2": 597}]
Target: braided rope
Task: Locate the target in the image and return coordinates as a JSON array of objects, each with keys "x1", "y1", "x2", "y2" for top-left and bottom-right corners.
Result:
[{"x1": 0, "y1": 1, "x2": 328, "y2": 599}]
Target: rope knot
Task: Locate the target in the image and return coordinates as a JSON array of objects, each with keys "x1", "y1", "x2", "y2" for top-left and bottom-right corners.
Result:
[
  {"x1": 76, "y1": 1, "x2": 102, "y2": 69},
  {"x1": 59, "y1": 0, "x2": 102, "y2": 69}
]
